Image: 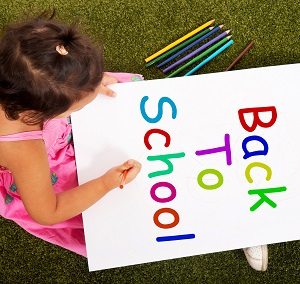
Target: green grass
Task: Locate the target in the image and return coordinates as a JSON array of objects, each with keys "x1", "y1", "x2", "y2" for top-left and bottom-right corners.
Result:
[{"x1": 1, "y1": 0, "x2": 300, "y2": 283}]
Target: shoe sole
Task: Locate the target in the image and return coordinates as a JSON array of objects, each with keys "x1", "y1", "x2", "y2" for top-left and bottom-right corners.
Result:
[{"x1": 261, "y1": 245, "x2": 268, "y2": 271}]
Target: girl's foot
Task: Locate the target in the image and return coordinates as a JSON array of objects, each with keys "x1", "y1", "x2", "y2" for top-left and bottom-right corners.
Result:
[{"x1": 243, "y1": 245, "x2": 268, "y2": 271}]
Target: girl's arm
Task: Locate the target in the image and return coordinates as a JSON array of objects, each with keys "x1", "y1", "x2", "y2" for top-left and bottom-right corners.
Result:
[{"x1": 3, "y1": 139, "x2": 141, "y2": 225}]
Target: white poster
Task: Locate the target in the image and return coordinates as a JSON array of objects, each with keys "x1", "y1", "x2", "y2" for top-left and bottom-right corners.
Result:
[{"x1": 71, "y1": 63, "x2": 300, "y2": 271}]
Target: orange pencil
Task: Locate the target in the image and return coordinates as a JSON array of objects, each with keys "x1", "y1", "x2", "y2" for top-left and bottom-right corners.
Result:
[{"x1": 119, "y1": 170, "x2": 128, "y2": 189}]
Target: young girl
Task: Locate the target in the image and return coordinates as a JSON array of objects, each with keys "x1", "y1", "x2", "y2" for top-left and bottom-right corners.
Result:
[
  {"x1": 0, "y1": 12, "x2": 142, "y2": 257},
  {"x1": 0, "y1": 12, "x2": 267, "y2": 271}
]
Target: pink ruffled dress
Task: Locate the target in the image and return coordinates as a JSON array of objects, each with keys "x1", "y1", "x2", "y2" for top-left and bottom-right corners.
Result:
[{"x1": 0, "y1": 72, "x2": 143, "y2": 257}]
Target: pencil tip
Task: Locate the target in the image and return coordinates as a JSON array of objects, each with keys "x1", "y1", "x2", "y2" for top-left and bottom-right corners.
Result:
[
  {"x1": 227, "y1": 35, "x2": 233, "y2": 39},
  {"x1": 219, "y1": 24, "x2": 224, "y2": 28},
  {"x1": 226, "y1": 29, "x2": 231, "y2": 33}
]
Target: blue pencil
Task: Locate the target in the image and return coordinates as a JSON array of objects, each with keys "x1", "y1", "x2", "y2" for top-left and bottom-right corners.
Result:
[
  {"x1": 184, "y1": 39, "x2": 234, "y2": 76},
  {"x1": 157, "y1": 25, "x2": 224, "y2": 68}
]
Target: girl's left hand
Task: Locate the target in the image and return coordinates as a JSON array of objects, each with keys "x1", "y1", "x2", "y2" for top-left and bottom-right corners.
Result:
[{"x1": 99, "y1": 73, "x2": 118, "y2": 97}]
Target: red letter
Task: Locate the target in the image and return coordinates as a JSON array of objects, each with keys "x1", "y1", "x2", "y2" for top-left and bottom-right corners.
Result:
[
  {"x1": 238, "y1": 106, "x2": 277, "y2": 132},
  {"x1": 144, "y1": 128, "x2": 171, "y2": 150},
  {"x1": 153, "y1": 208, "x2": 180, "y2": 229}
]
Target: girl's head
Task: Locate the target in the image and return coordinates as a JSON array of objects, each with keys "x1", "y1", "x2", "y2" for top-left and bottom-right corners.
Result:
[{"x1": 0, "y1": 11, "x2": 104, "y2": 125}]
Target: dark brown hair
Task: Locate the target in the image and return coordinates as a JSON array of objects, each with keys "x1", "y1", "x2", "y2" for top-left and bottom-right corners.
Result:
[{"x1": 0, "y1": 10, "x2": 104, "y2": 125}]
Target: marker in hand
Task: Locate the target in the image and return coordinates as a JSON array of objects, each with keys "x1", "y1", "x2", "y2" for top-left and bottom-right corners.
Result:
[{"x1": 119, "y1": 170, "x2": 129, "y2": 189}]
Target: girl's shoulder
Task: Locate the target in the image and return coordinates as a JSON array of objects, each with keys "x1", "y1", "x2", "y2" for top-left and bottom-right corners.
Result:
[
  {"x1": 0, "y1": 135, "x2": 45, "y2": 169},
  {"x1": 0, "y1": 110, "x2": 43, "y2": 169}
]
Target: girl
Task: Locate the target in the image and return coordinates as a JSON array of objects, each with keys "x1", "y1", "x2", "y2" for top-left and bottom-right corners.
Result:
[
  {"x1": 0, "y1": 12, "x2": 267, "y2": 271},
  {"x1": 0, "y1": 11, "x2": 142, "y2": 257}
]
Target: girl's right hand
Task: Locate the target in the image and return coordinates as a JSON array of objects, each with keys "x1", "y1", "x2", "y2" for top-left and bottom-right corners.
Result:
[
  {"x1": 101, "y1": 159, "x2": 142, "y2": 191},
  {"x1": 98, "y1": 73, "x2": 118, "y2": 97}
]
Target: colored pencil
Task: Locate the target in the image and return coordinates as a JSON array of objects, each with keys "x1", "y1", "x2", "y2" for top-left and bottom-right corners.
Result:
[
  {"x1": 164, "y1": 30, "x2": 231, "y2": 74},
  {"x1": 157, "y1": 25, "x2": 224, "y2": 68},
  {"x1": 225, "y1": 41, "x2": 254, "y2": 71},
  {"x1": 184, "y1": 39, "x2": 234, "y2": 76},
  {"x1": 167, "y1": 36, "x2": 232, "y2": 78},
  {"x1": 145, "y1": 27, "x2": 213, "y2": 68},
  {"x1": 144, "y1": 19, "x2": 215, "y2": 62},
  {"x1": 119, "y1": 170, "x2": 128, "y2": 189}
]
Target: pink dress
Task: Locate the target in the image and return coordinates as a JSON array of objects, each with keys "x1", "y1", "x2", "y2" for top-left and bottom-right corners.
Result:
[{"x1": 0, "y1": 72, "x2": 143, "y2": 257}]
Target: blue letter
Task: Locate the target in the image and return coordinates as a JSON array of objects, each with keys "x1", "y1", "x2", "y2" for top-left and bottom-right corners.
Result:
[
  {"x1": 242, "y1": 135, "x2": 269, "y2": 159},
  {"x1": 140, "y1": 96, "x2": 177, "y2": 123}
]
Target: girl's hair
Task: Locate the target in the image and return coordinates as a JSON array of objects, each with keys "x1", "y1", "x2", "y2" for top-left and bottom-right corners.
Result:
[{"x1": 0, "y1": 10, "x2": 104, "y2": 125}]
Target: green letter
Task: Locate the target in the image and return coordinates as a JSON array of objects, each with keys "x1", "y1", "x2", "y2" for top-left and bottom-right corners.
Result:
[
  {"x1": 147, "y1": 152, "x2": 185, "y2": 178},
  {"x1": 245, "y1": 162, "x2": 272, "y2": 183},
  {"x1": 197, "y1": 169, "x2": 223, "y2": 190},
  {"x1": 248, "y1": 186, "x2": 287, "y2": 211}
]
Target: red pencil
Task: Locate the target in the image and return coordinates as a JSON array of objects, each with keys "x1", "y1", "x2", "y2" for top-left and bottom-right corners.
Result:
[{"x1": 119, "y1": 170, "x2": 128, "y2": 189}]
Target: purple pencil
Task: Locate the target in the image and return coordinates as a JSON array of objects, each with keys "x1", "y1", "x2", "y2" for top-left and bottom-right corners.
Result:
[{"x1": 163, "y1": 29, "x2": 231, "y2": 73}]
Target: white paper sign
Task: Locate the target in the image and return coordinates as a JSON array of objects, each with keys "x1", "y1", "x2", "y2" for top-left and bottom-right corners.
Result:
[{"x1": 71, "y1": 64, "x2": 300, "y2": 271}]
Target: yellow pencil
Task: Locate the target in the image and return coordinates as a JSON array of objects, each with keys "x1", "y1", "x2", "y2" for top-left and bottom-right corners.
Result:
[{"x1": 145, "y1": 19, "x2": 215, "y2": 63}]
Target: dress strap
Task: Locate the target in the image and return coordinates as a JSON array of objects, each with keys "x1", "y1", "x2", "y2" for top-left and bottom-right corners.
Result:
[{"x1": 0, "y1": 130, "x2": 43, "y2": 142}]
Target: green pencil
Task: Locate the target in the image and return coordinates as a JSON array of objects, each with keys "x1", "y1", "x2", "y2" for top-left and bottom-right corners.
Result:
[
  {"x1": 167, "y1": 35, "x2": 232, "y2": 78},
  {"x1": 145, "y1": 27, "x2": 214, "y2": 68}
]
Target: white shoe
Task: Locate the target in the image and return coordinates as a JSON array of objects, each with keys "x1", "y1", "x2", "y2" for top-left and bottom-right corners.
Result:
[{"x1": 243, "y1": 245, "x2": 268, "y2": 271}]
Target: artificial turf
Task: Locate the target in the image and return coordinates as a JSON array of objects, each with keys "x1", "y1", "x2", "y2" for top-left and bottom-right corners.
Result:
[{"x1": 0, "y1": 0, "x2": 300, "y2": 283}]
